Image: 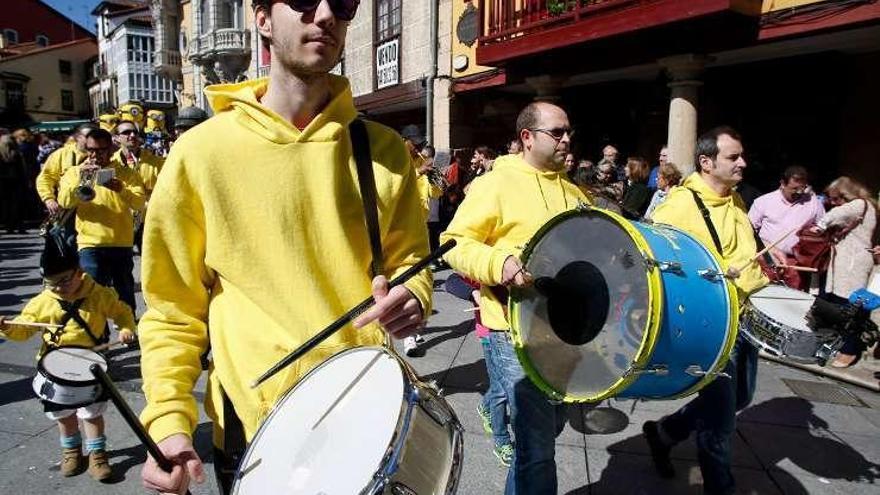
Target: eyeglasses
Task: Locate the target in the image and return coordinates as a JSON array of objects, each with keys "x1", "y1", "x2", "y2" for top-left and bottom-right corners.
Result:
[
  {"x1": 118, "y1": 129, "x2": 138, "y2": 136},
  {"x1": 529, "y1": 127, "x2": 574, "y2": 142},
  {"x1": 283, "y1": 0, "x2": 360, "y2": 21},
  {"x1": 44, "y1": 272, "x2": 77, "y2": 290}
]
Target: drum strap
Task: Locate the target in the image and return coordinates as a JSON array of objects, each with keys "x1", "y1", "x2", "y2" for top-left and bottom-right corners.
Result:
[
  {"x1": 57, "y1": 299, "x2": 101, "y2": 346},
  {"x1": 349, "y1": 118, "x2": 384, "y2": 278},
  {"x1": 688, "y1": 189, "x2": 723, "y2": 254}
]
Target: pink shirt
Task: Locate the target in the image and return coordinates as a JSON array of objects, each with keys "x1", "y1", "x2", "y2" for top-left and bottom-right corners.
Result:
[{"x1": 748, "y1": 189, "x2": 826, "y2": 255}]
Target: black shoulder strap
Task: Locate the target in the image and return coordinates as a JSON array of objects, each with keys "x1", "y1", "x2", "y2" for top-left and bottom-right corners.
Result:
[
  {"x1": 57, "y1": 298, "x2": 101, "y2": 345},
  {"x1": 349, "y1": 118, "x2": 384, "y2": 278},
  {"x1": 688, "y1": 188, "x2": 723, "y2": 254}
]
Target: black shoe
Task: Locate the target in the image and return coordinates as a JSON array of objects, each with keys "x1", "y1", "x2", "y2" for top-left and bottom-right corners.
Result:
[{"x1": 643, "y1": 421, "x2": 676, "y2": 478}]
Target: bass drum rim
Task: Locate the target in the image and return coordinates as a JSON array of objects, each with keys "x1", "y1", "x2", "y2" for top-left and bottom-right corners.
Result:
[{"x1": 509, "y1": 206, "x2": 665, "y2": 403}]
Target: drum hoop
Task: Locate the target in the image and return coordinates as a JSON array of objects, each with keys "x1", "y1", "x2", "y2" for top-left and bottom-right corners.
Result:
[
  {"x1": 743, "y1": 283, "x2": 812, "y2": 334},
  {"x1": 510, "y1": 206, "x2": 664, "y2": 403},
  {"x1": 232, "y1": 346, "x2": 413, "y2": 494},
  {"x1": 36, "y1": 345, "x2": 107, "y2": 387},
  {"x1": 660, "y1": 224, "x2": 740, "y2": 400}
]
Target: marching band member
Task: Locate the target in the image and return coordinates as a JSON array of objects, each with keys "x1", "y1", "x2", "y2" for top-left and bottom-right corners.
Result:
[
  {"x1": 58, "y1": 129, "x2": 145, "y2": 317},
  {"x1": 0, "y1": 241, "x2": 135, "y2": 481},
  {"x1": 643, "y1": 126, "x2": 768, "y2": 495},
  {"x1": 137, "y1": 1, "x2": 432, "y2": 493},
  {"x1": 111, "y1": 120, "x2": 165, "y2": 252},
  {"x1": 441, "y1": 101, "x2": 589, "y2": 494},
  {"x1": 35, "y1": 124, "x2": 96, "y2": 220}
]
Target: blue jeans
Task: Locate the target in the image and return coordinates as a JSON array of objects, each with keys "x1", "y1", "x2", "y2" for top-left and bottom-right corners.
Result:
[
  {"x1": 480, "y1": 336, "x2": 511, "y2": 447},
  {"x1": 79, "y1": 247, "x2": 136, "y2": 315},
  {"x1": 488, "y1": 331, "x2": 565, "y2": 495},
  {"x1": 660, "y1": 338, "x2": 759, "y2": 495}
]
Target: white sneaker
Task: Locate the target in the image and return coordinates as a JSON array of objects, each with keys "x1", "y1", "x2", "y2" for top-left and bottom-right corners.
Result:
[{"x1": 404, "y1": 336, "x2": 420, "y2": 356}]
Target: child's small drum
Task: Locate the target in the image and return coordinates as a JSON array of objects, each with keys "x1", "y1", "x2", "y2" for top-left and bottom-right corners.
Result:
[
  {"x1": 32, "y1": 347, "x2": 108, "y2": 406},
  {"x1": 739, "y1": 285, "x2": 843, "y2": 365},
  {"x1": 232, "y1": 347, "x2": 463, "y2": 494}
]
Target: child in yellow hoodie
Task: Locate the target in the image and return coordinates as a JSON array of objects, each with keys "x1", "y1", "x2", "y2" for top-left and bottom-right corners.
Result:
[{"x1": 0, "y1": 241, "x2": 136, "y2": 481}]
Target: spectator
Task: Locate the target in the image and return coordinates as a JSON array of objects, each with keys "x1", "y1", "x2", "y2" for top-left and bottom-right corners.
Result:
[
  {"x1": 0, "y1": 134, "x2": 27, "y2": 233},
  {"x1": 507, "y1": 138, "x2": 522, "y2": 154},
  {"x1": 647, "y1": 145, "x2": 668, "y2": 190},
  {"x1": 644, "y1": 162, "x2": 682, "y2": 220},
  {"x1": 620, "y1": 157, "x2": 652, "y2": 220}
]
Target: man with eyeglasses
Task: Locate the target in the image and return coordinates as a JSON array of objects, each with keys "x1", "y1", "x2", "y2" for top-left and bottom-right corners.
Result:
[
  {"x1": 57, "y1": 128, "x2": 145, "y2": 322},
  {"x1": 111, "y1": 120, "x2": 165, "y2": 253},
  {"x1": 441, "y1": 101, "x2": 589, "y2": 494},
  {"x1": 137, "y1": 1, "x2": 432, "y2": 493}
]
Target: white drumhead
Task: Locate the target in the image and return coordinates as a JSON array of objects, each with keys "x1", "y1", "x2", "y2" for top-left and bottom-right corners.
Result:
[
  {"x1": 748, "y1": 285, "x2": 815, "y2": 332},
  {"x1": 235, "y1": 347, "x2": 405, "y2": 494},
  {"x1": 42, "y1": 348, "x2": 107, "y2": 382}
]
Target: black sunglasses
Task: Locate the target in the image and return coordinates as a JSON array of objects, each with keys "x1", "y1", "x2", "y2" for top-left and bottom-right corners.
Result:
[
  {"x1": 284, "y1": 0, "x2": 360, "y2": 21},
  {"x1": 529, "y1": 127, "x2": 575, "y2": 141}
]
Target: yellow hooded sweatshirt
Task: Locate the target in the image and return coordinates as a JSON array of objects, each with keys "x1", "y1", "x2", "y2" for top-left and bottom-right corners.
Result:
[
  {"x1": 111, "y1": 147, "x2": 165, "y2": 199},
  {"x1": 441, "y1": 153, "x2": 589, "y2": 330},
  {"x1": 1, "y1": 273, "x2": 136, "y2": 358},
  {"x1": 57, "y1": 160, "x2": 146, "y2": 248},
  {"x1": 138, "y1": 76, "x2": 432, "y2": 446},
  {"x1": 35, "y1": 142, "x2": 86, "y2": 202},
  {"x1": 652, "y1": 173, "x2": 768, "y2": 300}
]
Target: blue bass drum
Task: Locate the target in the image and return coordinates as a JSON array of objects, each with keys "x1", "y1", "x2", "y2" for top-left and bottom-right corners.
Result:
[{"x1": 509, "y1": 206, "x2": 738, "y2": 402}]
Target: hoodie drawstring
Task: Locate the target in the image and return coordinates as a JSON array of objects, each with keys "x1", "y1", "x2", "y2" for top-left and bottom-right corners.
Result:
[{"x1": 534, "y1": 174, "x2": 570, "y2": 212}]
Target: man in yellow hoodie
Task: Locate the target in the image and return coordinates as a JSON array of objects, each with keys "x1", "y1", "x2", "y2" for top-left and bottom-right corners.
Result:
[
  {"x1": 138, "y1": 1, "x2": 432, "y2": 493},
  {"x1": 58, "y1": 128, "x2": 146, "y2": 316},
  {"x1": 441, "y1": 101, "x2": 588, "y2": 494},
  {"x1": 642, "y1": 126, "x2": 768, "y2": 495}
]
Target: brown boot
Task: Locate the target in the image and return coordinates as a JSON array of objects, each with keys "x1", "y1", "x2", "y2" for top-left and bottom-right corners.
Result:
[
  {"x1": 60, "y1": 447, "x2": 82, "y2": 477},
  {"x1": 87, "y1": 450, "x2": 112, "y2": 482}
]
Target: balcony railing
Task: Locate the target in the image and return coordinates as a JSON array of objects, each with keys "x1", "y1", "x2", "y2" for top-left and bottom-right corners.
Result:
[
  {"x1": 155, "y1": 49, "x2": 181, "y2": 68},
  {"x1": 194, "y1": 28, "x2": 251, "y2": 57}
]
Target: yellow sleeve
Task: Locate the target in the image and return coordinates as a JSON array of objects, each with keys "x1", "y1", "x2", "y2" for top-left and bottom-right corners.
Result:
[
  {"x1": 440, "y1": 178, "x2": 509, "y2": 286},
  {"x1": 138, "y1": 152, "x2": 212, "y2": 442},
  {"x1": 57, "y1": 165, "x2": 81, "y2": 209},
  {"x1": 118, "y1": 167, "x2": 147, "y2": 211},
  {"x1": 36, "y1": 150, "x2": 63, "y2": 202},
  {"x1": 383, "y1": 146, "x2": 433, "y2": 317},
  {"x1": 99, "y1": 286, "x2": 137, "y2": 334},
  {"x1": 2, "y1": 298, "x2": 45, "y2": 341}
]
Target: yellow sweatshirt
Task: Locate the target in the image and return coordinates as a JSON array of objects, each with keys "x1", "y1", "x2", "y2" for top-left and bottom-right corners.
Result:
[
  {"x1": 441, "y1": 154, "x2": 589, "y2": 330},
  {"x1": 57, "y1": 161, "x2": 146, "y2": 248},
  {"x1": 35, "y1": 142, "x2": 86, "y2": 202},
  {"x1": 652, "y1": 173, "x2": 768, "y2": 299},
  {"x1": 138, "y1": 75, "x2": 433, "y2": 445},
  {"x1": 111, "y1": 148, "x2": 165, "y2": 199},
  {"x1": 1, "y1": 273, "x2": 136, "y2": 358},
  {"x1": 414, "y1": 156, "x2": 442, "y2": 221}
]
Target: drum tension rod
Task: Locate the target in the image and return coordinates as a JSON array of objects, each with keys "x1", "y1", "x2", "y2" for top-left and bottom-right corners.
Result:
[
  {"x1": 624, "y1": 364, "x2": 669, "y2": 377},
  {"x1": 697, "y1": 269, "x2": 726, "y2": 281},
  {"x1": 644, "y1": 258, "x2": 683, "y2": 274},
  {"x1": 685, "y1": 365, "x2": 731, "y2": 379}
]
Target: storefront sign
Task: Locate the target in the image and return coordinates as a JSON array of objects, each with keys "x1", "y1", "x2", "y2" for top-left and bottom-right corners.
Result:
[{"x1": 376, "y1": 38, "x2": 399, "y2": 89}]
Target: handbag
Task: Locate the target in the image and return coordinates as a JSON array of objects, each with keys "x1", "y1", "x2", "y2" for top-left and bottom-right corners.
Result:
[{"x1": 793, "y1": 200, "x2": 868, "y2": 271}]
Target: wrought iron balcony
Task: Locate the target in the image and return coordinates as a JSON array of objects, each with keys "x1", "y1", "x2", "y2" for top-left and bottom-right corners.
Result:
[{"x1": 476, "y1": 0, "x2": 761, "y2": 65}]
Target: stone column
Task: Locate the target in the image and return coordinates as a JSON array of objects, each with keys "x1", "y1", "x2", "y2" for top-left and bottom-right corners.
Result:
[
  {"x1": 659, "y1": 54, "x2": 711, "y2": 176},
  {"x1": 525, "y1": 75, "x2": 567, "y2": 102}
]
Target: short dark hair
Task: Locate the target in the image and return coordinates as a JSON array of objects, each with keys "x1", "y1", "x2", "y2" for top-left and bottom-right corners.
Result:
[
  {"x1": 515, "y1": 102, "x2": 543, "y2": 138},
  {"x1": 782, "y1": 165, "x2": 808, "y2": 183},
  {"x1": 474, "y1": 145, "x2": 497, "y2": 160},
  {"x1": 76, "y1": 122, "x2": 99, "y2": 137},
  {"x1": 86, "y1": 128, "x2": 113, "y2": 144},
  {"x1": 695, "y1": 125, "x2": 741, "y2": 166},
  {"x1": 422, "y1": 145, "x2": 435, "y2": 158}
]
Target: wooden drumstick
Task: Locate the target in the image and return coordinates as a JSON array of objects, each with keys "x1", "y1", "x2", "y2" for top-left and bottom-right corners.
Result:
[
  {"x1": 90, "y1": 365, "x2": 193, "y2": 495},
  {"x1": 1, "y1": 320, "x2": 64, "y2": 329},
  {"x1": 777, "y1": 265, "x2": 819, "y2": 273},
  {"x1": 732, "y1": 226, "x2": 800, "y2": 275}
]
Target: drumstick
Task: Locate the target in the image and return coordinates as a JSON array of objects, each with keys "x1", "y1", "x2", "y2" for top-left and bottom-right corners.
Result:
[
  {"x1": 463, "y1": 307, "x2": 480, "y2": 313},
  {"x1": 2, "y1": 321, "x2": 64, "y2": 329},
  {"x1": 89, "y1": 365, "x2": 193, "y2": 495},
  {"x1": 733, "y1": 226, "x2": 800, "y2": 274},
  {"x1": 777, "y1": 265, "x2": 819, "y2": 273},
  {"x1": 91, "y1": 340, "x2": 124, "y2": 352},
  {"x1": 251, "y1": 240, "x2": 457, "y2": 389}
]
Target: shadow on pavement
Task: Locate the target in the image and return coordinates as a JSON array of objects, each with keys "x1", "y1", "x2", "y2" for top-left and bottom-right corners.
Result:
[
  {"x1": 0, "y1": 375, "x2": 35, "y2": 407},
  {"x1": 101, "y1": 422, "x2": 215, "y2": 484}
]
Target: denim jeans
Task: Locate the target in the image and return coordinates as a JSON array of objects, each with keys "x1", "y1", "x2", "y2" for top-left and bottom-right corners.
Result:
[
  {"x1": 488, "y1": 331, "x2": 565, "y2": 495},
  {"x1": 480, "y1": 336, "x2": 511, "y2": 447},
  {"x1": 79, "y1": 247, "x2": 136, "y2": 315},
  {"x1": 660, "y1": 337, "x2": 759, "y2": 495}
]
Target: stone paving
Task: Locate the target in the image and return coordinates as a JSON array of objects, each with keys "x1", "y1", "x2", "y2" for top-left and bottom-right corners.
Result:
[{"x1": 2, "y1": 230, "x2": 880, "y2": 494}]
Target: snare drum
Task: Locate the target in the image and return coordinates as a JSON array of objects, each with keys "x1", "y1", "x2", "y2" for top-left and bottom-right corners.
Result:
[
  {"x1": 232, "y1": 347, "x2": 463, "y2": 495},
  {"x1": 510, "y1": 207, "x2": 738, "y2": 402},
  {"x1": 740, "y1": 285, "x2": 842, "y2": 365},
  {"x1": 32, "y1": 347, "x2": 108, "y2": 406}
]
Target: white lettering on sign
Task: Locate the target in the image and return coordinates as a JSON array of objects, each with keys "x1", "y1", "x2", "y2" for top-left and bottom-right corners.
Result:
[{"x1": 376, "y1": 38, "x2": 399, "y2": 89}]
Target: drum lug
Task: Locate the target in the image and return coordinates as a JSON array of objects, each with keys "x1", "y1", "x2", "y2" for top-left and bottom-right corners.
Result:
[
  {"x1": 625, "y1": 364, "x2": 668, "y2": 377},
  {"x1": 576, "y1": 201, "x2": 592, "y2": 212},
  {"x1": 697, "y1": 269, "x2": 725, "y2": 281},
  {"x1": 645, "y1": 258, "x2": 683, "y2": 274},
  {"x1": 685, "y1": 365, "x2": 731, "y2": 379}
]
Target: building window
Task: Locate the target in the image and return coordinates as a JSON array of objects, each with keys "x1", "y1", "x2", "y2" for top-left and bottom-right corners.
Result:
[
  {"x1": 36, "y1": 34, "x2": 50, "y2": 47},
  {"x1": 61, "y1": 90, "x2": 74, "y2": 111},
  {"x1": 375, "y1": 0, "x2": 402, "y2": 42},
  {"x1": 59, "y1": 60, "x2": 72, "y2": 82},
  {"x1": 3, "y1": 29, "x2": 18, "y2": 44},
  {"x1": 5, "y1": 82, "x2": 25, "y2": 110}
]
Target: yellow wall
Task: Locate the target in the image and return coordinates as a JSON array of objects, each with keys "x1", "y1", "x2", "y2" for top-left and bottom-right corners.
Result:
[
  {"x1": 450, "y1": 1, "x2": 494, "y2": 79},
  {"x1": 762, "y1": 0, "x2": 826, "y2": 12},
  {"x1": 0, "y1": 41, "x2": 97, "y2": 121}
]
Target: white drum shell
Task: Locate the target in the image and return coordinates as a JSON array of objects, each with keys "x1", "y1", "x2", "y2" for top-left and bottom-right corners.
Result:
[
  {"x1": 232, "y1": 347, "x2": 463, "y2": 495},
  {"x1": 32, "y1": 347, "x2": 107, "y2": 406}
]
